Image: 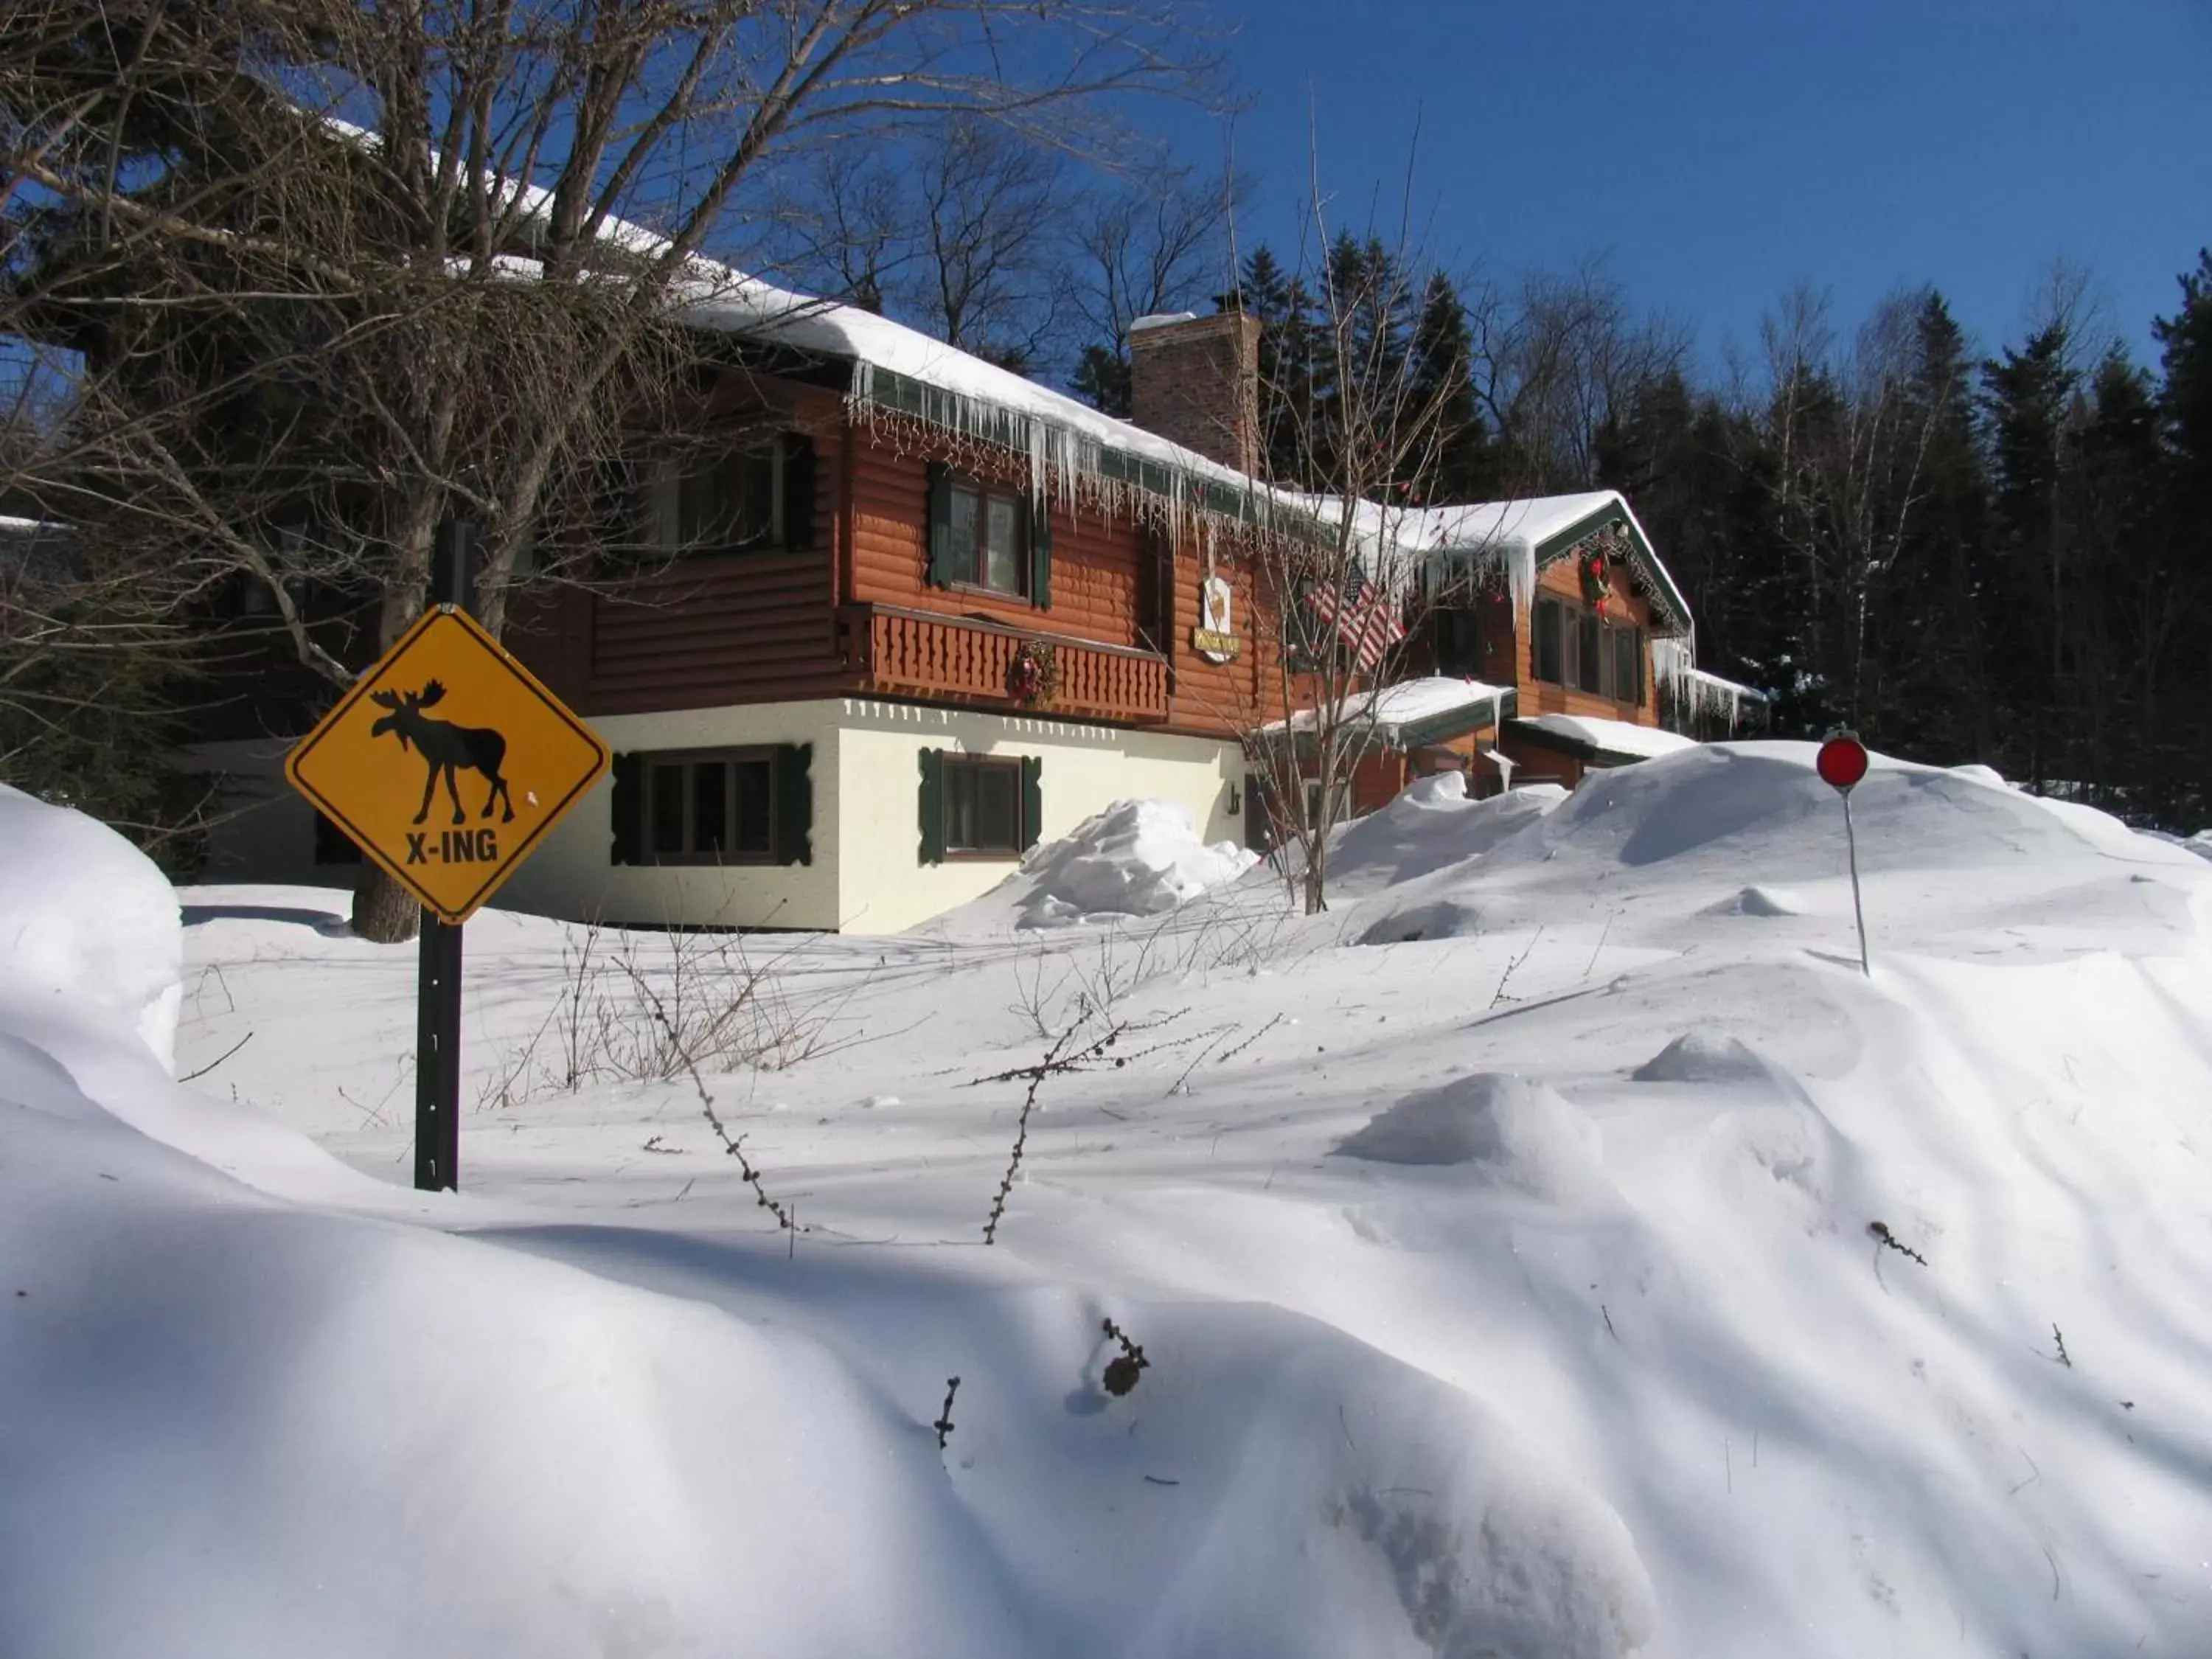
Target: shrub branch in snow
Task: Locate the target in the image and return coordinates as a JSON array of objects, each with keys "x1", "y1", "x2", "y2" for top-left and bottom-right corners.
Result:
[
  {"x1": 1867, "y1": 1220, "x2": 1927, "y2": 1267},
  {"x1": 933, "y1": 1377, "x2": 961, "y2": 1450},
  {"x1": 974, "y1": 1013, "x2": 1189, "y2": 1243},
  {"x1": 1099, "y1": 1318, "x2": 1150, "y2": 1397},
  {"x1": 619, "y1": 956, "x2": 801, "y2": 1238}
]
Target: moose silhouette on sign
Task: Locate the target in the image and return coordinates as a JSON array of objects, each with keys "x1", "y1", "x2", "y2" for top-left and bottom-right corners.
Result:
[{"x1": 368, "y1": 679, "x2": 516, "y2": 826}]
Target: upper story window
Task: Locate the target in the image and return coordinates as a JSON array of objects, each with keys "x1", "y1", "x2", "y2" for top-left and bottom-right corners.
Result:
[
  {"x1": 928, "y1": 463, "x2": 1050, "y2": 605},
  {"x1": 640, "y1": 431, "x2": 814, "y2": 559},
  {"x1": 1533, "y1": 596, "x2": 1643, "y2": 703}
]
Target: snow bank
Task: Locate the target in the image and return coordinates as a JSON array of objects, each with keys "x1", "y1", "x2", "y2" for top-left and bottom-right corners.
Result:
[
  {"x1": 1330, "y1": 773, "x2": 1568, "y2": 900},
  {"x1": 1630, "y1": 1028, "x2": 1770, "y2": 1084},
  {"x1": 0, "y1": 785, "x2": 181, "y2": 1068},
  {"x1": 947, "y1": 799, "x2": 1259, "y2": 931},
  {"x1": 1336, "y1": 1073, "x2": 1610, "y2": 1204},
  {"x1": 1341, "y1": 741, "x2": 2206, "y2": 953}
]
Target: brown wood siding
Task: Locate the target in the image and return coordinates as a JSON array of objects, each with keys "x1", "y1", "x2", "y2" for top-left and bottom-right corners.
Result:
[
  {"x1": 1163, "y1": 551, "x2": 1271, "y2": 740},
  {"x1": 846, "y1": 441, "x2": 1142, "y2": 644},
  {"x1": 509, "y1": 392, "x2": 847, "y2": 718}
]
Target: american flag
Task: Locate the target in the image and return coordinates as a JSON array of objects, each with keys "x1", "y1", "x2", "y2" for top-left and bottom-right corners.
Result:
[{"x1": 1305, "y1": 567, "x2": 1407, "y2": 672}]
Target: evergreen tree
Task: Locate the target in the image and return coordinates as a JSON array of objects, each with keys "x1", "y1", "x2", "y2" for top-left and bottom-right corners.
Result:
[
  {"x1": 1403, "y1": 272, "x2": 1498, "y2": 502},
  {"x1": 1881, "y1": 291, "x2": 1990, "y2": 762},
  {"x1": 1980, "y1": 321, "x2": 2079, "y2": 785},
  {"x1": 2147, "y1": 251, "x2": 2212, "y2": 822},
  {"x1": 1242, "y1": 245, "x2": 1322, "y2": 486}
]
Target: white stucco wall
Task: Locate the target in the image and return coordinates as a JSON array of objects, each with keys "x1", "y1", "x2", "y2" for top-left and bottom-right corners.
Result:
[
  {"x1": 498, "y1": 700, "x2": 849, "y2": 931},
  {"x1": 187, "y1": 701, "x2": 1248, "y2": 936},
  {"x1": 832, "y1": 701, "x2": 1245, "y2": 934}
]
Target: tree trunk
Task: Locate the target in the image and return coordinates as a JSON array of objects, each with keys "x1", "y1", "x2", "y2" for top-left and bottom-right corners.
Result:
[
  {"x1": 352, "y1": 862, "x2": 421, "y2": 944},
  {"x1": 1302, "y1": 835, "x2": 1328, "y2": 915}
]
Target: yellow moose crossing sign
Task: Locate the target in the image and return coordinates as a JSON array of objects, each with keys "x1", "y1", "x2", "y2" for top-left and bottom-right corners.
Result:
[{"x1": 285, "y1": 606, "x2": 610, "y2": 925}]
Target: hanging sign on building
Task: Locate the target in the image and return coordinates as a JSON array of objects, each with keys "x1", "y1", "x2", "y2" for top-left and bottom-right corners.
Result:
[
  {"x1": 1192, "y1": 574, "x2": 1241, "y2": 663},
  {"x1": 284, "y1": 606, "x2": 610, "y2": 925}
]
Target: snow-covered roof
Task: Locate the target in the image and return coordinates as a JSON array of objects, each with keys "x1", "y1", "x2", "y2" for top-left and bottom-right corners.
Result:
[
  {"x1": 1262, "y1": 676, "x2": 1516, "y2": 750},
  {"x1": 306, "y1": 120, "x2": 1701, "y2": 635},
  {"x1": 670, "y1": 266, "x2": 1699, "y2": 633},
  {"x1": 1515, "y1": 713, "x2": 1700, "y2": 762},
  {"x1": 676, "y1": 267, "x2": 1279, "y2": 537}
]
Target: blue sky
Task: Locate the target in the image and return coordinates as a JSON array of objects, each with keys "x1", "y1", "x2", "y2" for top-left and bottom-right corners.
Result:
[{"x1": 1169, "y1": 0, "x2": 2211, "y2": 372}]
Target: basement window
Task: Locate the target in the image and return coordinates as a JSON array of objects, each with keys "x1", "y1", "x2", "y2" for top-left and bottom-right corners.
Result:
[
  {"x1": 943, "y1": 755, "x2": 1026, "y2": 855},
  {"x1": 643, "y1": 749, "x2": 776, "y2": 863}
]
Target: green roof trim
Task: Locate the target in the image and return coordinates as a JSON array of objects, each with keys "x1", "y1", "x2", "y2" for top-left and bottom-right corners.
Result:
[
  {"x1": 1530, "y1": 503, "x2": 1692, "y2": 636},
  {"x1": 1392, "y1": 687, "x2": 1519, "y2": 751}
]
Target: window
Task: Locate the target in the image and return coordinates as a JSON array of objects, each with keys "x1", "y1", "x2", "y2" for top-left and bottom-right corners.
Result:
[
  {"x1": 1576, "y1": 612, "x2": 1604, "y2": 695},
  {"x1": 609, "y1": 745, "x2": 812, "y2": 868},
  {"x1": 950, "y1": 480, "x2": 1026, "y2": 595},
  {"x1": 918, "y1": 749, "x2": 1041, "y2": 862},
  {"x1": 928, "y1": 464, "x2": 1048, "y2": 603},
  {"x1": 1531, "y1": 597, "x2": 1644, "y2": 705},
  {"x1": 643, "y1": 750, "x2": 776, "y2": 863},
  {"x1": 1432, "y1": 607, "x2": 1484, "y2": 678},
  {"x1": 647, "y1": 437, "x2": 787, "y2": 556},
  {"x1": 945, "y1": 756, "x2": 1026, "y2": 855},
  {"x1": 1613, "y1": 626, "x2": 1643, "y2": 704},
  {"x1": 1532, "y1": 597, "x2": 1563, "y2": 684}
]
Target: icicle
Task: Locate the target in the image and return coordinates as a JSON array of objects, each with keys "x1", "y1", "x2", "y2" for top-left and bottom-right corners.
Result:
[{"x1": 1652, "y1": 636, "x2": 1697, "y2": 706}]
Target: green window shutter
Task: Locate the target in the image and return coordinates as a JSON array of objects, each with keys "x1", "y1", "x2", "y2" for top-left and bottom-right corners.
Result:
[
  {"x1": 1029, "y1": 496, "x2": 1053, "y2": 610},
  {"x1": 917, "y1": 748, "x2": 945, "y2": 865},
  {"x1": 775, "y1": 742, "x2": 813, "y2": 866},
  {"x1": 609, "y1": 752, "x2": 641, "y2": 865},
  {"x1": 926, "y1": 462, "x2": 954, "y2": 586},
  {"x1": 1020, "y1": 756, "x2": 1043, "y2": 852},
  {"x1": 781, "y1": 434, "x2": 816, "y2": 552}
]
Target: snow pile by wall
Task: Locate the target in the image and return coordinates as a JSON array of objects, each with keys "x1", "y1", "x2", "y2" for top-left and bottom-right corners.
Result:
[
  {"x1": 0, "y1": 785, "x2": 181, "y2": 1069},
  {"x1": 949, "y1": 799, "x2": 1259, "y2": 931}
]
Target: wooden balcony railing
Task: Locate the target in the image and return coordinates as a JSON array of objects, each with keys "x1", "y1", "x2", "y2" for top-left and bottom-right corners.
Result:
[{"x1": 837, "y1": 603, "x2": 1170, "y2": 724}]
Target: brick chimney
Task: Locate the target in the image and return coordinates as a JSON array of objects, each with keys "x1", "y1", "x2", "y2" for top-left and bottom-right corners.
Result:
[{"x1": 1127, "y1": 308, "x2": 1265, "y2": 479}]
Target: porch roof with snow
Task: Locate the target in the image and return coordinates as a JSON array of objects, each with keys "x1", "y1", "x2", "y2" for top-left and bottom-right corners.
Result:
[
  {"x1": 1509, "y1": 712, "x2": 1700, "y2": 765},
  {"x1": 1261, "y1": 676, "x2": 1519, "y2": 754}
]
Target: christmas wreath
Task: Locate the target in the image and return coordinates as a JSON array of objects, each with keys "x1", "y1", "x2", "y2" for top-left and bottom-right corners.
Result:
[
  {"x1": 1578, "y1": 547, "x2": 1611, "y2": 616},
  {"x1": 1006, "y1": 638, "x2": 1060, "y2": 705}
]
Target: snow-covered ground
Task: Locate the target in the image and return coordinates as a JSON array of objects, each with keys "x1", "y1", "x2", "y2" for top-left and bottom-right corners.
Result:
[{"x1": 7, "y1": 747, "x2": 2212, "y2": 1658}]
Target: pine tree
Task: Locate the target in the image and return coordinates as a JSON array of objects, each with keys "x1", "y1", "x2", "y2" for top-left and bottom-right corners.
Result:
[
  {"x1": 1881, "y1": 291, "x2": 1990, "y2": 762},
  {"x1": 2147, "y1": 251, "x2": 2212, "y2": 823},
  {"x1": 1980, "y1": 322, "x2": 2079, "y2": 786},
  {"x1": 1404, "y1": 272, "x2": 1498, "y2": 502}
]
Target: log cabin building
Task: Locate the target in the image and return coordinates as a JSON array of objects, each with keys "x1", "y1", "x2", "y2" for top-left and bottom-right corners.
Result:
[{"x1": 189, "y1": 267, "x2": 1763, "y2": 933}]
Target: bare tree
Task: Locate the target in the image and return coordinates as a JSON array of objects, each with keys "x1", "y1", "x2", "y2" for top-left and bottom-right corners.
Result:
[
  {"x1": 1750, "y1": 283, "x2": 1951, "y2": 724},
  {"x1": 1471, "y1": 257, "x2": 1690, "y2": 490},
  {"x1": 1066, "y1": 165, "x2": 1245, "y2": 411},
  {"x1": 770, "y1": 116, "x2": 1073, "y2": 369},
  {"x1": 4, "y1": 0, "x2": 1211, "y2": 939},
  {"x1": 1231, "y1": 214, "x2": 1470, "y2": 915}
]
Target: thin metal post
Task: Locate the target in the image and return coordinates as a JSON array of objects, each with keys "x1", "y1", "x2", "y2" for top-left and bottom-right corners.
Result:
[
  {"x1": 414, "y1": 519, "x2": 473, "y2": 1192},
  {"x1": 414, "y1": 918, "x2": 463, "y2": 1189},
  {"x1": 1842, "y1": 791, "x2": 1870, "y2": 978}
]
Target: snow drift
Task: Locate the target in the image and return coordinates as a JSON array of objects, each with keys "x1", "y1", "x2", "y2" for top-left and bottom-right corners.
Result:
[
  {"x1": 0, "y1": 785, "x2": 182, "y2": 1068},
  {"x1": 944, "y1": 797, "x2": 1259, "y2": 931},
  {"x1": 14, "y1": 731, "x2": 2212, "y2": 1658}
]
